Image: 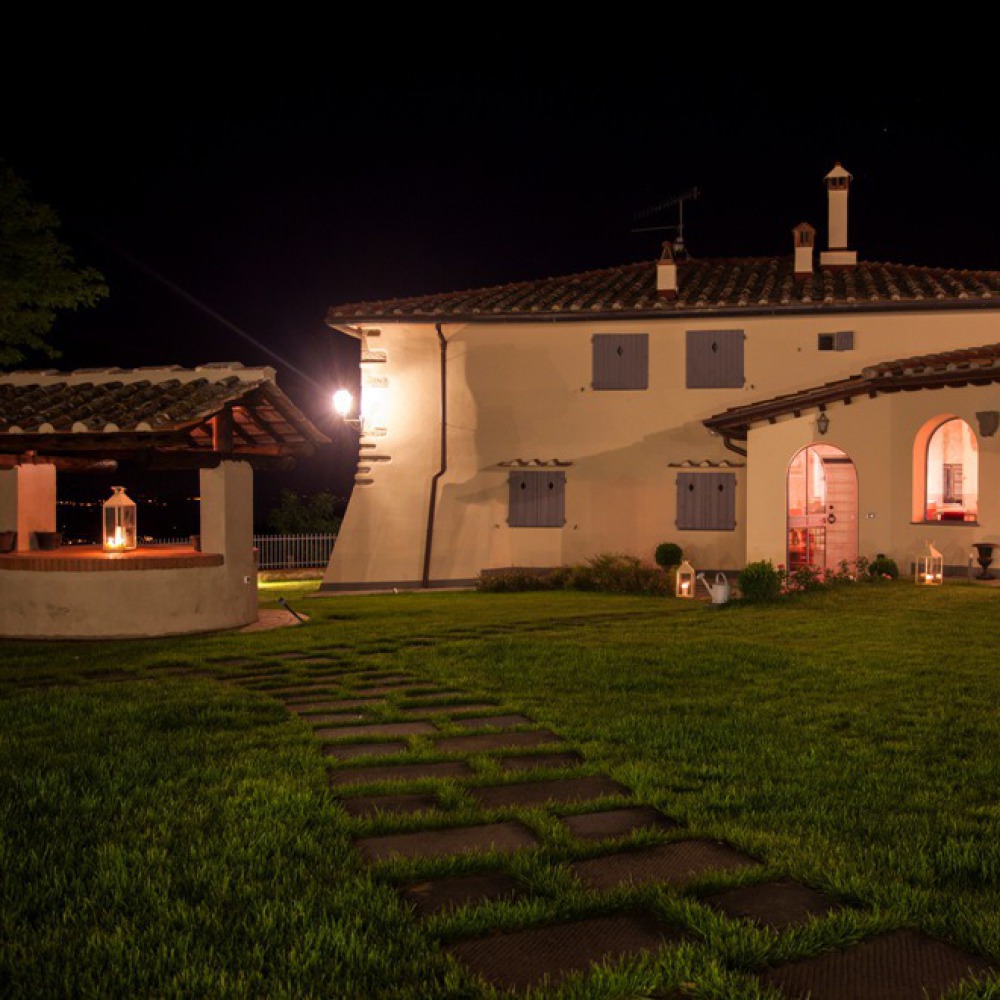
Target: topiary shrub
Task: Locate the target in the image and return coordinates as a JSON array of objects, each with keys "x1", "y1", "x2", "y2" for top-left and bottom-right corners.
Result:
[
  {"x1": 654, "y1": 542, "x2": 683, "y2": 569},
  {"x1": 738, "y1": 560, "x2": 783, "y2": 603},
  {"x1": 867, "y1": 555, "x2": 899, "y2": 580}
]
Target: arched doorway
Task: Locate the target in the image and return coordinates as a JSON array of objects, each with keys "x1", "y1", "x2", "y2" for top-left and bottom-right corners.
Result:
[{"x1": 787, "y1": 444, "x2": 858, "y2": 571}]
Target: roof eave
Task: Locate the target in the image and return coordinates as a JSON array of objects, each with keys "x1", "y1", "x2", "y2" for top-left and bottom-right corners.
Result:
[{"x1": 326, "y1": 297, "x2": 1000, "y2": 327}]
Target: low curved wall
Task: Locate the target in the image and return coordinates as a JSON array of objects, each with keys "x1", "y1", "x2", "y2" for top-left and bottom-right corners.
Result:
[{"x1": 0, "y1": 546, "x2": 258, "y2": 639}]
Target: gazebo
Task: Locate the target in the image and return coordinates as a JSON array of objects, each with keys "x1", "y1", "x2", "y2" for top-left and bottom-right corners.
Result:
[{"x1": 0, "y1": 363, "x2": 329, "y2": 639}]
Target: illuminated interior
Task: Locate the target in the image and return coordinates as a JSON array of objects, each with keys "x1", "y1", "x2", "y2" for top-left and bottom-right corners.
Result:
[{"x1": 924, "y1": 417, "x2": 978, "y2": 521}]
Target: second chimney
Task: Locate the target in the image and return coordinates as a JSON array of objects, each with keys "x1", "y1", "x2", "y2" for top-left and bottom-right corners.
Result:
[
  {"x1": 793, "y1": 222, "x2": 815, "y2": 280},
  {"x1": 657, "y1": 242, "x2": 678, "y2": 299}
]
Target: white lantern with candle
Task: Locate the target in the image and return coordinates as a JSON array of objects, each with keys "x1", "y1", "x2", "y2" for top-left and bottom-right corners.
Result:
[
  {"x1": 675, "y1": 560, "x2": 696, "y2": 598},
  {"x1": 103, "y1": 486, "x2": 137, "y2": 552}
]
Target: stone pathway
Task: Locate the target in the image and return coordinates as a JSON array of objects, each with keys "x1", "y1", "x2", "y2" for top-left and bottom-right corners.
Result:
[{"x1": 217, "y1": 658, "x2": 995, "y2": 997}]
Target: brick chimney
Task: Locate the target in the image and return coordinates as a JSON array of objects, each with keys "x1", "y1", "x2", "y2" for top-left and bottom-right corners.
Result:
[
  {"x1": 657, "y1": 241, "x2": 678, "y2": 300},
  {"x1": 819, "y1": 162, "x2": 857, "y2": 269},
  {"x1": 793, "y1": 222, "x2": 815, "y2": 280}
]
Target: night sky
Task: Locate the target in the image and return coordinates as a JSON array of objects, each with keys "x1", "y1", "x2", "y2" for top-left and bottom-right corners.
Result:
[{"x1": 4, "y1": 58, "x2": 999, "y2": 526}]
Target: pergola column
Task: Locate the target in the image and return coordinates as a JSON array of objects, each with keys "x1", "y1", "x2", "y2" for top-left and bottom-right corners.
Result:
[
  {"x1": 0, "y1": 463, "x2": 56, "y2": 551},
  {"x1": 199, "y1": 460, "x2": 254, "y2": 573}
]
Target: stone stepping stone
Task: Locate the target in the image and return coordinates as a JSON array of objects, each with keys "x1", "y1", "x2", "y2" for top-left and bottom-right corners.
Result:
[
  {"x1": 286, "y1": 698, "x2": 383, "y2": 711},
  {"x1": 571, "y1": 840, "x2": 760, "y2": 891},
  {"x1": 435, "y1": 730, "x2": 562, "y2": 753},
  {"x1": 469, "y1": 776, "x2": 630, "y2": 810},
  {"x1": 329, "y1": 760, "x2": 474, "y2": 787},
  {"x1": 315, "y1": 721, "x2": 437, "y2": 740},
  {"x1": 208, "y1": 657, "x2": 259, "y2": 667},
  {"x1": 402, "y1": 692, "x2": 474, "y2": 705},
  {"x1": 353, "y1": 683, "x2": 421, "y2": 696},
  {"x1": 446, "y1": 912, "x2": 680, "y2": 992},
  {"x1": 454, "y1": 714, "x2": 534, "y2": 730},
  {"x1": 702, "y1": 877, "x2": 843, "y2": 930},
  {"x1": 273, "y1": 685, "x2": 345, "y2": 698},
  {"x1": 400, "y1": 872, "x2": 524, "y2": 917},
  {"x1": 356, "y1": 821, "x2": 538, "y2": 863},
  {"x1": 562, "y1": 806, "x2": 681, "y2": 842},
  {"x1": 323, "y1": 741, "x2": 408, "y2": 760},
  {"x1": 339, "y1": 792, "x2": 439, "y2": 818},
  {"x1": 756, "y1": 928, "x2": 995, "y2": 998},
  {"x1": 397, "y1": 703, "x2": 503, "y2": 718},
  {"x1": 304, "y1": 712, "x2": 365, "y2": 725},
  {"x1": 497, "y1": 751, "x2": 584, "y2": 773}
]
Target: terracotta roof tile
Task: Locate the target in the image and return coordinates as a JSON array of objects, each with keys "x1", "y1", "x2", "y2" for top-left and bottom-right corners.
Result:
[
  {"x1": 705, "y1": 342, "x2": 1000, "y2": 438},
  {"x1": 327, "y1": 258, "x2": 1000, "y2": 324},
  {"x1": 0, "y1": 364, "x2": 329, "y2": 460}
]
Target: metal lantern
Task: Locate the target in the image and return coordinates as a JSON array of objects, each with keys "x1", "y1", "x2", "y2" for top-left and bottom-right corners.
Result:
[
  {"x1": 916, "y1": 541, "x2": 944, "y2": 586},
  {"x1": 103, "y1": 486, "x2": 137, "y2": 552},
  {"x1": 676, "y1": 560, "x2": 696, "y2": 598}
]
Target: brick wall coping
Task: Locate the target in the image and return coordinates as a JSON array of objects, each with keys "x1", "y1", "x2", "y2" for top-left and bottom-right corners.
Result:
[{"x1": 0, "y1": 545, "x2": 224, "y2": 572}]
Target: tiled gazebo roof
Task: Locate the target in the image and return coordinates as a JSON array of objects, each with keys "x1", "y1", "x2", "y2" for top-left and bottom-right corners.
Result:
[
  {"x1": 327, "y1": 258, "x2": 1000, "y2": 325},
  {"x1": 705, "y1": 343, "x2": 1000, "y2": 440},
  {"x1": 0, "y1": 363, "x2": 329, "y2": 468}
]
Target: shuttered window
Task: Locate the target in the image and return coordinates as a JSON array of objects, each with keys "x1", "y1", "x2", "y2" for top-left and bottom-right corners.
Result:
[
  {"x1": 686, "y1": 330, "x2": 744, "y2": 388},
  {"x1": 592, "y1": 334, "x2": 649, "y2": 390},
  {"x1": 676, "y1": 472, "x2": 736, "y2": 530},
  {"x1": 818, "y1": 331, "x2": 854, "y2": 351},
  {"x1": 508, "y1": 471, "x2": 566, "y2": 527}
]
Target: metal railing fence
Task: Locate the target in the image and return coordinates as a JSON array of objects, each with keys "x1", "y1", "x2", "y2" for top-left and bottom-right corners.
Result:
[{"x1": 143, "y1": 533, "x2": 336, "y2": 570}]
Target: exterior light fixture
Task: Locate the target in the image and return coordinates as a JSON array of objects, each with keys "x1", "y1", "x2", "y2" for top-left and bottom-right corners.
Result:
[
  {"x1": 676, "y1": 560, "x2": 696, "y2": 598},
  {"x1": 916, "y1": 541, "x2": 944, "y2": 585},
  {"x1": 103, "y1": 486, "x2": 137, "y2": 552},
  {"x1": 332, "y1": 389, "x2": 353, "y2": 417},
  {"x1": 816, "y1": 411, "x2": 830, "y2": 436}
]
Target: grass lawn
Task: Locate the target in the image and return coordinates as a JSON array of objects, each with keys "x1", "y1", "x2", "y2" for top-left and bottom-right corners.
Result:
[{"x1": 2, "y1": 582, "x2": 999, "y2": 997}]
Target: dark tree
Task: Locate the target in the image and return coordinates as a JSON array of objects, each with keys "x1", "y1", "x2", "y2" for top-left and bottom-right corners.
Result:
[
  {"x1": 0, "y1": 163, "x2": 107, "y2": 366},
  {"x1": 266, "y1": 490, "x2": 342, "y2": 534}
]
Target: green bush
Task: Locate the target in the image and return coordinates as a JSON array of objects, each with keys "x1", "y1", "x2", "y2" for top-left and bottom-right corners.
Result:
[
  {"x1": 477, "y1": 554, "x2": 670, "y2": 596},
  {"x1": 738, "y1": 560, "x2": 783, "y2": 603},
  {"x1": 868, "y1": 555, "x2": 899, "y2": 580},
  {"x1": 654, "y1": 542, "x2": 683, "y2": 569},
  {"x1": 476, "y1": 569, "x2": 558, "y2": 592},
  {"x1": 572, "y1": 553, "x2": 671, "y2": 596}
]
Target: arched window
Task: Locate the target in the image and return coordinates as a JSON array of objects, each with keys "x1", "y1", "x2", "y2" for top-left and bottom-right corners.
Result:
[{"x1": 921, "y1": 417, "x2": 978, "y2": 522}]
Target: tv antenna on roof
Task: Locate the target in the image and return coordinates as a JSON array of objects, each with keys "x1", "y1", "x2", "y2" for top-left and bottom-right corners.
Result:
[{"x1": 632, "y1": 187, "x2": 700, "y2": 255}]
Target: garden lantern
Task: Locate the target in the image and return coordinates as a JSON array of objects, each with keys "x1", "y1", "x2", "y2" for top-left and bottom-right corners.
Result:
[
  {"x1": 917, "y1": 541, "x2": 944, "y2": 585},
  {"x1": 676, "y1": 560, "x2": 695, "y2": 598},
  {"x1": 103, "y1": 486, "x2": 137, "y2": 552}
]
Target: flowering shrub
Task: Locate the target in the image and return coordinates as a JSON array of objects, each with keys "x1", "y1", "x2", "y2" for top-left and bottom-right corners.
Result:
[{"x1": 739, "y1": 555, "x2": 899, "y2": 602}]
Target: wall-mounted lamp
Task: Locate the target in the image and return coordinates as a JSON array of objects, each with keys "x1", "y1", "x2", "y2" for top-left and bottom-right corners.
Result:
[
  {"x1": 332, "y1": 389, "x2": 362, "y2": 433},
  {"x1": 816, "y1": 411, "x2": 830, "y2": 436}
]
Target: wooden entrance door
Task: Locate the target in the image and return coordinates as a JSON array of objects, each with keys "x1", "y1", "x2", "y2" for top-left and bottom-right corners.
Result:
[{"x1": 787, "y1": 445, "x2": 857, "y2": 572}]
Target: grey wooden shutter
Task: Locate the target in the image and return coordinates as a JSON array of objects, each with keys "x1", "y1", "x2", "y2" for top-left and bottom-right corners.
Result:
[
  {"x1": 508, "y1": 472, "x2": 534, "y2": 527},
  {"x1": 834, "y1": 330, "x2": 854, "y2": 351},
  {"x1": 592, "y1": 334, "x2": 649, "y2": 390},
  {"x1": 536, "y1": 471, "x2": 566, "y2": 526},
  {"x1": 509, "y1": 471, "x2": 566, "y2": 527},
  {"x1": 686, "y1": 330, "x2": 744, "y2": 387},
  {"x1": 676, "y1": 472, "x2": 736, "y2": 530}
]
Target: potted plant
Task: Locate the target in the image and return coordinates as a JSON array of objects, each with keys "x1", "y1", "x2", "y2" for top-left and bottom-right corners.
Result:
[
  {"x1": 0, "y1": 530, "x2": 15, "y2": 553},
  {"x1": 35, "y1": 531, "x2": 63, "y2": 550}
]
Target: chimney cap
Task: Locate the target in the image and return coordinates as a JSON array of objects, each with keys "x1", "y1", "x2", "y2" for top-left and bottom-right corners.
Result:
[{"x1": 825, "y1": 162, "x2": 852, "y2": 182}]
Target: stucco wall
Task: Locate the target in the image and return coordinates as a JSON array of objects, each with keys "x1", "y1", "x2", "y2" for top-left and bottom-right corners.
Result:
[
  {"x1": 324, "y1": 307, "x2": 1000, "y2": 589},
  {"x1": 747, "y1": 384, "x2": 1000, "y2": 572}
]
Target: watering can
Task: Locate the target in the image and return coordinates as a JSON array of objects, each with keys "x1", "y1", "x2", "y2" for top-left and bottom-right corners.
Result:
[{"x1": 697, "y1": 572, "x2": 731, "y2": 605}]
